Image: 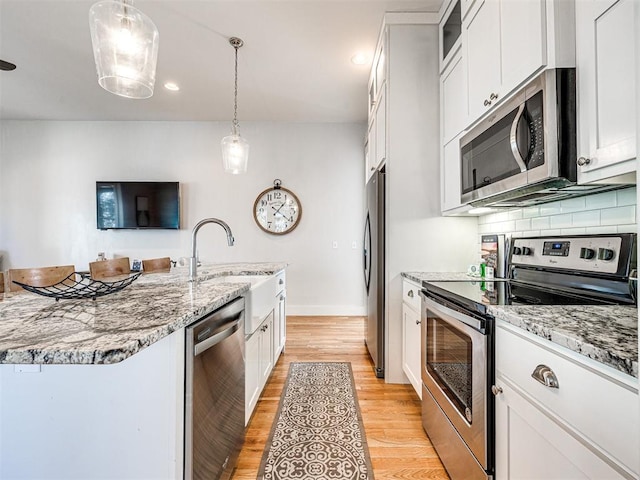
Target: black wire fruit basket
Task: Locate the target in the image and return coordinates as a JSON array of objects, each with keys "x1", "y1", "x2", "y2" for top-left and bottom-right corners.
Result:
[{"x1": 12, "y1": 272, "x2": 141, "y2": 301}]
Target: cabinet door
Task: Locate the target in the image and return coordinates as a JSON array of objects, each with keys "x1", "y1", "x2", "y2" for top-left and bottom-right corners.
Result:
[
  {"x1": 495, "y1": 379, "x2": 627, "y2": 480},
  {"x1": 366, "y1": 119, "x2": 376, "y2": 182},
  {"x1": 245, "y1": 332, "x2": 261, "y2": 425},
  {"x1": 441, "y1": 135, "x2": 463, "y2": 212},
  {"x1": 258, "y1": 312, "x2": 274, "y2": 390},
  {"x1": 274, "y1": 291, "x2": 286, "y2": 359},
  {"x1": 465, "y1": 0, "x2": 501, "y2": 120},
  {"x1": 402, "y1": 302, "x2": 422, "y2": 399},
  {"x1": 576, "y1": 0, "x2": 636, "y2": 183},
  {"x1": 500, "y1": 0, "x2": 545, "y2": 94},
  {"x1": 375, "y1": 87, "x2": 387, "y2": 168},
  {"x1": 441, "y1": 49, "x2": 467, "y2": 144}
]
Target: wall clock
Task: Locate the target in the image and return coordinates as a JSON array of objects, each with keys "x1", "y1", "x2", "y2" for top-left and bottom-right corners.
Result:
[{"x1": 253, "y1": 179, "x2": 302, "y2": 234}]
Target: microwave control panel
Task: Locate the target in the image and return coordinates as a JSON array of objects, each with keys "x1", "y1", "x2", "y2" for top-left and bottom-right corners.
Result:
[{"x1": 511, "y1": 236, "x2": 622, "y2": 274}]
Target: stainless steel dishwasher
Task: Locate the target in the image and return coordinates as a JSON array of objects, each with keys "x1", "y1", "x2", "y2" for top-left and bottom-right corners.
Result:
[{"x1": 184, "y1": 297, "x2": 245, "y2": 480}]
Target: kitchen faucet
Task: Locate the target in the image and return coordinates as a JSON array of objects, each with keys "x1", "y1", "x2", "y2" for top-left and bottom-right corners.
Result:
[{"x1": 189, "y1": 218, "x2": 235, "y2": 281}]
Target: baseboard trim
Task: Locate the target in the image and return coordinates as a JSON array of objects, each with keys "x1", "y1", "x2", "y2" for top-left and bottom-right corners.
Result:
[{"x1": 286, "y1": 305, "x2": 366, "y2": 316}]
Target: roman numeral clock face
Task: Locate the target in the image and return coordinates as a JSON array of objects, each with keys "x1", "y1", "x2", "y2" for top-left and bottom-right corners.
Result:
[{"x1": 253, "y1": 186, "x2": 302, "y2": 234}]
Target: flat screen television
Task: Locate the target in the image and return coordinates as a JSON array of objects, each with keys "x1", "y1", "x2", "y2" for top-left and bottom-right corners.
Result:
[{"x1": 96, "y1": 181, "x2": 180, "y2": 230}]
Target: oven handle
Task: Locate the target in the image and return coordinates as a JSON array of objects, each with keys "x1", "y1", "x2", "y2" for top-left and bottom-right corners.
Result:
[
  {"x1": 510, "y1": 103, "x2": 528, "y2": 173},
  {"x1": 421, "y1": 294, "x2": 487, "y2": 333}
]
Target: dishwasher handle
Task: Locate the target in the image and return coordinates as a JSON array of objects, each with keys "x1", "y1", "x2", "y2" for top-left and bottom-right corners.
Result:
[{"x1": 191, "y1": 298, "x2": 245, "y2": 356}]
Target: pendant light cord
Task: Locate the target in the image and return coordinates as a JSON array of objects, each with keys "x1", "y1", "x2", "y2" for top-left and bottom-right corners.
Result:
[{"x1": 233, "y1": 44, "x2": 239, "y2": 129}]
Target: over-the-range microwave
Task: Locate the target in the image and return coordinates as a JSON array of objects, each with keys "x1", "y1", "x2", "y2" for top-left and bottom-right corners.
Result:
[{"x1": 460, "y1": 68, "x2": 625, "y2": 208}]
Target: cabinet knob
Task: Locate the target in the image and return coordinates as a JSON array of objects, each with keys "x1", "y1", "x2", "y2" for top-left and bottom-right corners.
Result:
[
  {"x1": 280, "y1": 295, "x2": 284, "y2": 301},
  {"x1": 483, "y1": 99, "x2": 491, "y2": 107},
  {"x1": 531, "y1": 364, "x2": 559, "y2": 388},
  {"x1": 491, "y1": 385, "x2": 503, "y2": 396},
  {"x1": 577, "y1": 157, "x2": 591, "y2": 166},
  {"x1": 407, "y1": 290, "x2": 414, "y2": 298},
  {"x1": 416, "y1": 319, "x2": 422, "y2": 325},
  {"x1": 489, "y1": 92, "x2": 499, "y2": 100},
  {"x1": 279, "y1": 279, "x2": 284, "y2": 285}
]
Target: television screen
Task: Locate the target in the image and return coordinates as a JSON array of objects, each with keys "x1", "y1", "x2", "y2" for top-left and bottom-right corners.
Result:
[{"x1": 96, "y1": 182, "x2": 180, "y2": 230}]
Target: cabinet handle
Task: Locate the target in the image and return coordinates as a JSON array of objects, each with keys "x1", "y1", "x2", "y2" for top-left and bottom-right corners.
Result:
[
  {"x1": 370, "y1": 166, "x2": 375, "y2": 171},
  {"x1": 483, "y1": 99, "x2": 491, "y2": 107},
  {"x1": 407, "y1": 290, "x2": 414, "y2": 298},
  {"x1": 577, "y1": 157, "x2": 591, "y2": 166},
  {"x1": 279, "y1": 279, "x2": 284, "y2": 285},
  {"x1": 416, "y1": 319, "x2": 422, "y2": 325},
  {"x1": 489, "y1": 92, "x2": 499, "y2": 100},
  {"x1": 491, "y1": 385, "x2": 503, "y2": 396},
  {"x1": 531, "y1": 364, "x2": 559, "y2": 388},
  {"x1": 280, "y1": 295, "x2": 284, "y2": 301}
]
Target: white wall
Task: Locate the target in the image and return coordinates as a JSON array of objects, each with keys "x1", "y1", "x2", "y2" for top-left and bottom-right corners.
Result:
[{"x1": 0, "y1": 121, "x2": 366, "y2": 315}]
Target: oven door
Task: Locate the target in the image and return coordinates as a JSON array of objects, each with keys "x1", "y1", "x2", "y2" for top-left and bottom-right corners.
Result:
[{"x1": 421, "y1": 295, "x2": 489, "y2": 469}]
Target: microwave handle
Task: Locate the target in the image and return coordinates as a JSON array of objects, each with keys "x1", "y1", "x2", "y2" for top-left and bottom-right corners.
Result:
[{"x1": 510, "y1": 103, "x2": 528, "y2": 173}]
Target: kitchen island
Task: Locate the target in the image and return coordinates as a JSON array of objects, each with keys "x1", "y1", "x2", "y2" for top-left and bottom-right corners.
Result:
[{"x1": 0, "y1": 262, "x2": 286, "y2": 480}]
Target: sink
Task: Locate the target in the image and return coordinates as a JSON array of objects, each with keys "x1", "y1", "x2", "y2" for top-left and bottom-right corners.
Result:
[{"x1": 209, "y1": 274, "x2": 276, "y2": 335}]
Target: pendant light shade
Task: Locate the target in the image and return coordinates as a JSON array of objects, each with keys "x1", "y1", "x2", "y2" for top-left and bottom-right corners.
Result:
[
  {"x1": 89, "y1": 0, "x2": 159, "y2": 99},
  {"x1": 221, "y1": 37, "x2": 249, "y2": 174}
]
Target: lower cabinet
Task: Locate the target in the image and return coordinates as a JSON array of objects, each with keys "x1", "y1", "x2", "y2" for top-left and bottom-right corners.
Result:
[
  {"x1": 245, "y1": 311, "x2": 274, "y2": 425},
  {"x1": 274, "y1": 289, "x2": 286, "y2": 358},
  {"x1": 401, "y1": 279, "x2": 422, "y2": 398},
  {"x1": 495, "y1": 322, "x2": 639, "y2": 479}
]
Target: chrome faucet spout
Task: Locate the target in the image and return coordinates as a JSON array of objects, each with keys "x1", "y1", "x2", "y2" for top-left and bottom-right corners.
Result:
[{"x1": 189, "y1": 218, "x2": 235, "y2": 281}]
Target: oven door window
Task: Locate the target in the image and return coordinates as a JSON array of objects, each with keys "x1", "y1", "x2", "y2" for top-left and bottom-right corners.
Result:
[{"x1": 426, "y1": 312, "x2": 473, "y2": 423}]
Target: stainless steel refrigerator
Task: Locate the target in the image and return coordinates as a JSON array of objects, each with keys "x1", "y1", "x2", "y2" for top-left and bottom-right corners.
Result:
[{"x1": 363, "y1": 169, "x2": 385, "y2": 378}]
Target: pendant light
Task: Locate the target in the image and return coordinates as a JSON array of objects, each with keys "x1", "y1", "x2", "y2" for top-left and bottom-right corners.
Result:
[
  {"x1": 221, "y1": 37, "x2": 249, "y2": 174},
  {"x1": 89, "y1": 0, "x2": 159, "y2": 99}
]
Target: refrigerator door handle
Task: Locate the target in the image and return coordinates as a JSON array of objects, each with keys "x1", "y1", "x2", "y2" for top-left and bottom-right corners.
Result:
[{"x1": 363, "y1": 213, "x2": 372, "y2": 293}]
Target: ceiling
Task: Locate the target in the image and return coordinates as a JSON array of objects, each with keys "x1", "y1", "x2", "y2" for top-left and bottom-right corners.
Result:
[{"x1": 0, "y1": 0, "x2": 440, "y2": 123}]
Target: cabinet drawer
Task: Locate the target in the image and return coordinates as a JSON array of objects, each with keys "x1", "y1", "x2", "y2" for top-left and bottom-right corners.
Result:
[
  {"x1": 402, "y1": 279, "x2": 421, "y2": 312},
  {"x1": 496, "y1": 323, "x2": 639, "y2": 475}
]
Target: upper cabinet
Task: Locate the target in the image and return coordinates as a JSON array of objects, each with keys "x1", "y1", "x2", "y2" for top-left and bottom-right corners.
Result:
[
  {"x1": 462, "y1": 0, "x2": 574, "y2": 125},
  {"x1": 575, "y1": 0, "x2": 637, "y2": 184},
  {"x1": 365, "y1": 36, "x2": 387, "y2": 183}
]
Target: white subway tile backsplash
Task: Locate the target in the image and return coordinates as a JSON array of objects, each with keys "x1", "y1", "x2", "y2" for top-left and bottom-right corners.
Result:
[
  {"x1": 585, "y1": 191, "x2": 617, "y2": 209},
  {"x1": 600, "y1": 205, "x2": 636, "y2": 226},
  {"x1": 530, "y1": 216, "x2": 550, "y2": 230},
  {"x1": 478, "y1": 191, "x2": 636, "y2": 239},
  {"x1": 515, "y1": 218, "x2": 531, "y2": 231},
  {"x1": 585, "y1": 226, "x2": 616, "y2": 234},
  {"x1": 521, "y1": 206, "x2": 540, "y2": 218},
  {"x1": 549, "y1": 213, "x2": 573, "y2": 229},
  {"x1": 617, "y1": 224, "x2": 638, "y2": 234},
  {"x1": 539, "y1": 203, "x2": 562, "y2": 217},
  {"x1": 571, "y1": 210, "x2": 600, "y2": 227},
  {"x1": 560, "y1": 196, "x2": 586, "y2": 212},
  {"x1": 616, "y1": 187, "x2": 637, "y2": 206},
  {"x1": 508, "y1": 209, "x2": 523, "y2": 220},
  {"x1": 560, "y1": 227, "x2": 587, "y2": 235}
]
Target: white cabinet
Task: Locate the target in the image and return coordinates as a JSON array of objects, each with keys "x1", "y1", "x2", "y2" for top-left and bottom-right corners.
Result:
[
  {"x1": 495, "y1": 322, "x2": 639, "y2": 479},
  {"x1": 245, "y1": 310, "x2": 274, "y2": 425},
  {"x1": 441, "y1": 133, "x2": 467, "y2": 213},
  {"x1": 365, "y1": 30, "x2": 388, "y2": 183},
  {"x1": 401, "y1": 279, "x2": 422, "y2": 398},
  {"x1": 273, "y1": 271, "x2": 286, "y2": 360},
  {"x1": 465, "y1": 0, "x2": 502, "y2": 120},
  {"x1": 463, "y1": 0, "x2": 568, "y2": 124},
  {"x1": 441, "y1": 47, "x2": 467, "y2": 145},
  {"x1": 576, "y1": 0, "x2": 637, "y2": 184}
]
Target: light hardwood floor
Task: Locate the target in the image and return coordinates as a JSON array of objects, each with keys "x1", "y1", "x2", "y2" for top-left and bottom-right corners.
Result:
[{"x1": 232, "y1": 316, "x2": 450, "y2": 480}]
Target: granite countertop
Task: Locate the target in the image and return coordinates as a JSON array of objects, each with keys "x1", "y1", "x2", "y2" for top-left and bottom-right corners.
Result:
[
  {"x1": 402, "y1": 271, "x2": 638, "y2": 379},
  {"x1": 0, "y1": 262, "x2": 286, "y2": 365},
  {"x1": 402, "y1": 271, "x2": 476, "y2": 283},
  {"x1": 489, "y1": 305, "x2": 638, "y2": 378}
]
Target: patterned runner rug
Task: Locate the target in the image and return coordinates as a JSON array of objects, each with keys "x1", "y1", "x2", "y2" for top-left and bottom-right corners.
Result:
[{"x1": 258, "y1": 362, "x2": 374, "y2": 480}]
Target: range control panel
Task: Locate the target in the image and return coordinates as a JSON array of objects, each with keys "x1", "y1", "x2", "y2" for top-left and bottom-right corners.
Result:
[{"x1": 511, "y1": 236, "x2": 623, "y2": 274}]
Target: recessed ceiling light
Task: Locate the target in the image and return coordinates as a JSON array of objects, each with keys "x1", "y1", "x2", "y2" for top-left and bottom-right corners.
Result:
[
  {"x1": 351, "y1": 53, "x2": 369, "y2": 65},
  {"x1": 164, "y1": 82, "x2": 180, "y2": 91}
]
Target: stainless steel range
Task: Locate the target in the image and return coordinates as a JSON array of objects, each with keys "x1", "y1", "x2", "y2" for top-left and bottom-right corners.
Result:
[{"x1": 419, "y1": 233, "x2": 636, "y2": 480}]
